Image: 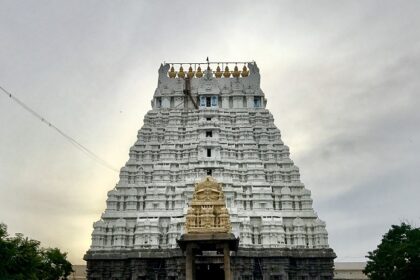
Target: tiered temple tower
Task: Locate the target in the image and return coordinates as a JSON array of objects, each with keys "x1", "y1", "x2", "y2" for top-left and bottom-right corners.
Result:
[{"x1": 85, "y1": 61, "x2": 335, "y2": 280}]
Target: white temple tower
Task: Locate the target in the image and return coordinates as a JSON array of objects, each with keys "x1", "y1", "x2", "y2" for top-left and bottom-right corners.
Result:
[{"x1": 85, "y1": 61, "x2": 335, "y2": 280}]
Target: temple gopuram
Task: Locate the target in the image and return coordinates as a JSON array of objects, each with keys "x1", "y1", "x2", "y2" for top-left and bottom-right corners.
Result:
[{"x1": 84, "y1": 61, "x2": 336, "y2": 280}]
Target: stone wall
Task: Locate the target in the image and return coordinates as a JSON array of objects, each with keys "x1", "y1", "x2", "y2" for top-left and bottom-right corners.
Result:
[
  {"x1": 85, "y1": 248, "x2": 335, "y2": 280},
  {"x1": 73, "y1": 262, "x2": 367, "y2": 280}
]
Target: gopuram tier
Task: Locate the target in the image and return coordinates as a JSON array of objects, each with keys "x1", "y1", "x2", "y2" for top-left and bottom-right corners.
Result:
[{"x1": 85, "y1": 61, "x2": 336, "y2": 280}]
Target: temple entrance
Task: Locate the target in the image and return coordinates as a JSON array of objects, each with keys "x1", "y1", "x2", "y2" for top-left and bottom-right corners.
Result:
[
  {"x1": 178, "y1": 239, "x2": 237, "y2": 280},
  {"x1": 196, "y1": 263, "x2": 224, "y2": 280},
  {"x1": 177, "y1": 177, "x2": 239, "y2": 280}
]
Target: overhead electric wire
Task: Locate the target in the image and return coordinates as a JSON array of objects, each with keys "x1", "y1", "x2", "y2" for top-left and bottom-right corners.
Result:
[{"x1": 0, "y1": 85, "x2": 119, "y2": 172}]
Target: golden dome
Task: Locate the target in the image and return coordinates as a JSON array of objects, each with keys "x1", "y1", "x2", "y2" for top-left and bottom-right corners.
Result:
[
  {"x1": 232, "y1": 65, "x2": 240, "y2": 78},
  {"x1": 196, "y1": 65, "x2": 203, "y2": 78},
  {"x1": 223, "y1": 66, "x2": 231, "y2": 78},
  {"x1": 187, "y1": 66, "x2": 195, "y2": 79},
  {"x1": 178, "y1": 65, "x2": 185, "y2": 78},
  {"x1": 168, "y1": 66, "x2": 176, "y2": 78},
  {"x1": 215, "y1": 65, "x2": 222, "y2": 78},
  {"x1": 241, "y1": 65, "x2": 249, "y2": 77}
]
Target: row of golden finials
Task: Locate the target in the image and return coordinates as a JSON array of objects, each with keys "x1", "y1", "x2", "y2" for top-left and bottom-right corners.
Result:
[{"x1": 168, "y1": 64, "x2": 249, "y2": 78}]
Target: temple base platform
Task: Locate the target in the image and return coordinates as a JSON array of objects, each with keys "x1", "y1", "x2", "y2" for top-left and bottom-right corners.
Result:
[{"x1": 84, "y1": 248, "x2": 336, "y2": 280}]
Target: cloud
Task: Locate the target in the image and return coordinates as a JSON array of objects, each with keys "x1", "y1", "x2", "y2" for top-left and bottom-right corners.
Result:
[{"x1": 1, "y1": 0, "x2": 420, "y2": 264}]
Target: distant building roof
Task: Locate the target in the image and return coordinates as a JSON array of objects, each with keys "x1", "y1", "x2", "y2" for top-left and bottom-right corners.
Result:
[
  {"x1": 334, "y1": 262, "x2": 367, "y2": 280},
  {"x1": 335, "y1": 262, "x2": 366, "y2": 270}
]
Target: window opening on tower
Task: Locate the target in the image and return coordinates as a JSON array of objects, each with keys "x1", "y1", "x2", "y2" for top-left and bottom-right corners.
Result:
[{"x1": 254, "y1": 96, "x2": 261, "y2": 108}]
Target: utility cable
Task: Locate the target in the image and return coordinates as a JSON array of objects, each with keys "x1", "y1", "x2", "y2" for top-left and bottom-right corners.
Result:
[{"x1": 0, "y1": 85, "x2": 119, "y2": 172}]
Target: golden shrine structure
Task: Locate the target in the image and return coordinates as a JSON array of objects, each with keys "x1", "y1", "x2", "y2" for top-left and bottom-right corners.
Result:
[
  {"x1": 178, "y1": 177, "x2": 239, "y2": 280},
  {"x1": 185, "y1": 177, "x2": 231, "y2": 234}
]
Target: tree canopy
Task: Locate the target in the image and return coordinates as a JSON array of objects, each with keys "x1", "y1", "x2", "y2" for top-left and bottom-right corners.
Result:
[
  {"x1": 0, "y1": 223, "x2": 73, "y2": 280},
  {"x1": 364, "y1": 222, "x2": 420, "y2": 280}
]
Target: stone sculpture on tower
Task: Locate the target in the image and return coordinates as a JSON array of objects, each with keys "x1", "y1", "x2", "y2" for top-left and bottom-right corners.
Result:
[{"x1": 85, "y1": 61, "x2": 335, "y2": 280}]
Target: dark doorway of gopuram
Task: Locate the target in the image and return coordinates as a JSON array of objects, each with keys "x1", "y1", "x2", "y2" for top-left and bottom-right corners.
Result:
[{"x1": 195, "y1": 263, "x2": 224, "y2": 280}]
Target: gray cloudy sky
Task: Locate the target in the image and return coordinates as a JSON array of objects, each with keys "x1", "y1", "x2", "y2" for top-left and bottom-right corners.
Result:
[{"x1": 1, "y1": 1, "x2": 419, "y2": 264}]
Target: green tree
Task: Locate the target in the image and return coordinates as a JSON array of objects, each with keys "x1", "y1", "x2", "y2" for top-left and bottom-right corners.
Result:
[
  {"x1": 39, "y1": 248, "x2": 74, "y2": 280},
  {"x1": 364, "y1": 223, "x2": 420, "y2": 280},
  {"x1": 0, "y1": 223, "x2": 73, "y2": 280}
]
